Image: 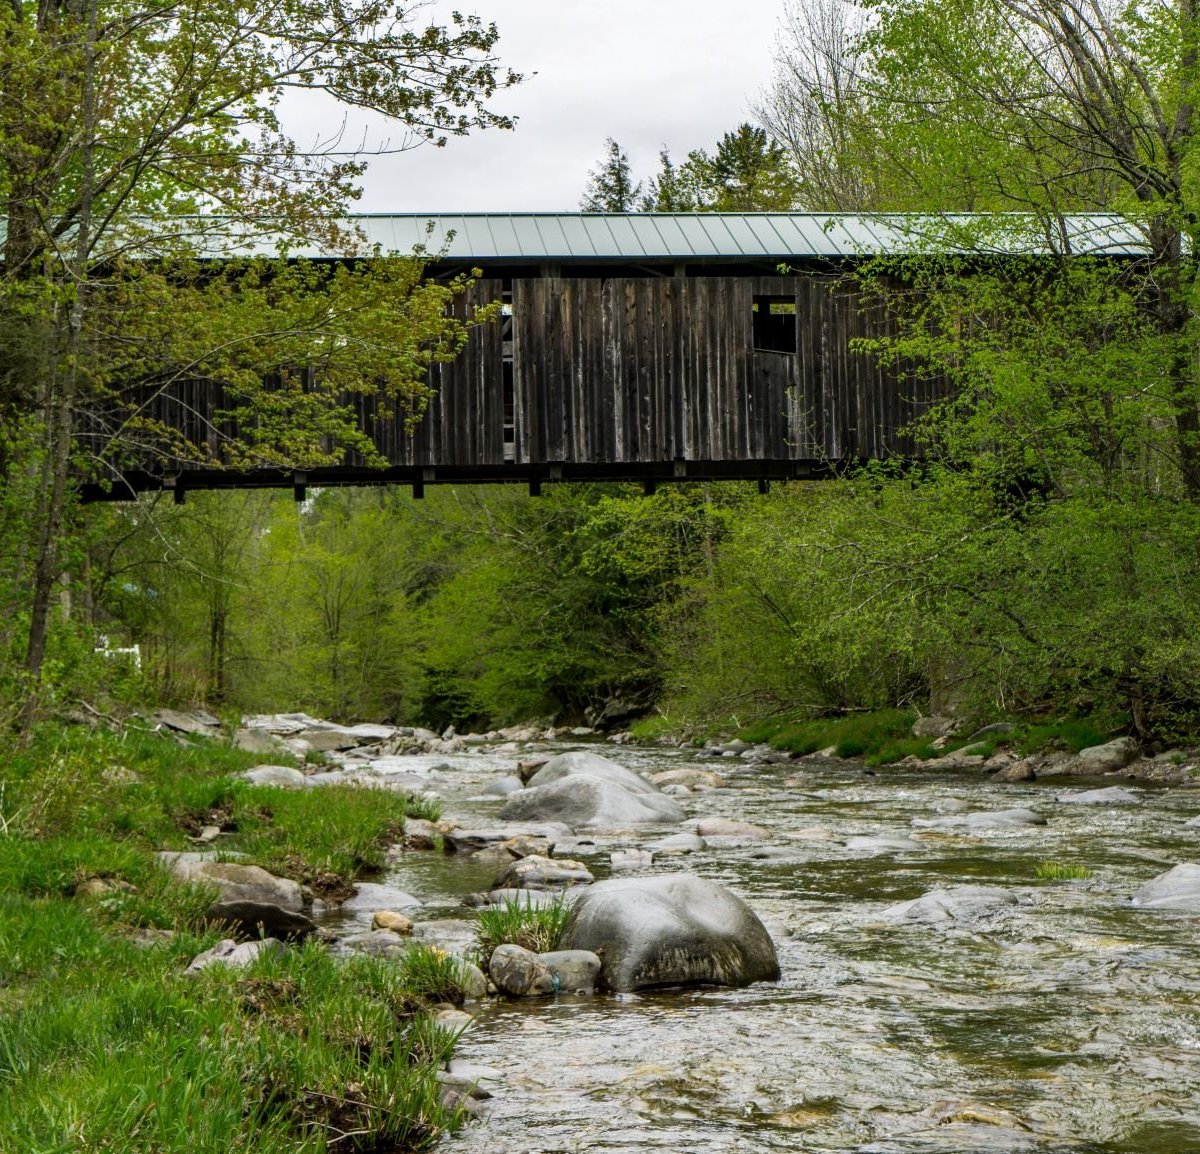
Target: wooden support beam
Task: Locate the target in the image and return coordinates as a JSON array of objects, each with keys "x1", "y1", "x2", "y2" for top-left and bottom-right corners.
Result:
[
  {"x1": 293, "y1": 472, "x2": 307, "y2": 503},
  {"x1": 412, "y1": 480, "x2": 425, "y2": 500},
  {"x1": 529, "y1": 477, "x2": 542, "y2": 497},
  {"x1": 643, "y1": 479, "x2": 657, "y2": 497}
]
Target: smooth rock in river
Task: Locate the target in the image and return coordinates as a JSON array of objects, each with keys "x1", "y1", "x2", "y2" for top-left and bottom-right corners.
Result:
[
  {"x1": 649, "y1": 768, "x2": 726, "y2": 789},
  {"x1": 443, "y1": 824, "x2": 572, "y2": 854},
  {"x1": 163, "y1": 859, "x2": 304, "y2": 910},
  {"x1": 878, "y1": 885, "x2": 1019, "y2": 926},
  {"x1": 492, "y1": 854, "x2": 594, "y2": 891},
  {"x1": 372, "y1": 910, "x2": 414, "y2": 934},
  {"x1": 557, "y1": 873, "x2": 780, "y2": 992},
  {"x1": 611, "y1": 848, "x2": 654, "y2": 871},
  {"x1": 645, "y1": 832, "x2": 706, "y2": 854},
  {"x1": 694, "y1": 817, "x2": 770, "y2": 840},
  {"x1": 187, "y1": 937, "x2": 285, "y2": 972},
  {"x1": 489, "y1": 944, "x2": 556, "y2": 997},
  {"x1": 843, "y1": 835, "x2": 924, "y2": 854},
  {"x1": 539, "y1": 949, "x2": 602, "y2": 994},
  {"x1": 340, "y1": 882, "x2": 422, "y2": 911},
  {"x1": 910, "y1": 807, "x2": 1046, "y2": 832},
  {"x1": 1130, "y1": 863, "x2": 1200, "y2": 910},
  {"x1": 1057, "y1": 786, "x2": 1141, "y2": 806},
  {"x1": 480, "y1": 775, "x2": 524, "y2": 798},
  {"x1": 526, "y1": 751, "x2": 657, "y2": 795},
  {"x1": 241, "y1": 764, "x2": 307, "y2": 789},
  {"x1": 500, "y1": 775, "x2": 685, "y2": 830}
]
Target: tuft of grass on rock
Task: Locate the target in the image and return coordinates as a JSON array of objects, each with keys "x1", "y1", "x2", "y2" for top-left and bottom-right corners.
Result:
[{"x1": 474, "y1": 896, "x2": 571, "y2": 957}]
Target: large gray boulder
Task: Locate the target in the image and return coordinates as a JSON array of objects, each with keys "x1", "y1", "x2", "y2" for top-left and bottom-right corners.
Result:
[
  {"x1": 500, "y1": 775, "x2": 685, "y2": 829},
  {"x1": 557, "y1": 873, "x2": 780, "y2": 992},
  {"x1": 1131, "y1": 863, "x2": 1200, "y2": 910},
  {"x1": 241, "y1": 765, "x2": 307, "y2": 789},
  {"x1": 526, "y1": 751, "x2": 657, "y2": 795},
  {"x1": 1072, "y1": 736, "x2": 1140, "y2": 774},
  {"x1": 878, "y1": 885, "x2": 1019, "y2": 926}
]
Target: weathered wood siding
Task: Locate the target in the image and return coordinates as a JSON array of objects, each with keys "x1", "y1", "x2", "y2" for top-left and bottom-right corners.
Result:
[{"x1": 95, "y1": 271, "x2": 952, "y2": 478}]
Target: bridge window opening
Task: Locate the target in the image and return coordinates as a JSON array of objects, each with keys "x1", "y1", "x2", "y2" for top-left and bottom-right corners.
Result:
[
  {"x1": 753, "y1": 296, "x2": 796, "y2": 354},
  {"x1": 501, "y1": 294, "x2": 515, "y2": 462}
]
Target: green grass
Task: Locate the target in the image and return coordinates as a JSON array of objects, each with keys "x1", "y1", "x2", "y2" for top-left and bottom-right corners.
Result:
[
  {"x1": 733, "y1": 708, "x2": 1122, "y2": 767},
  {"x1": 0, "y1": 722, "x2": 470, "y2": 1152},
  {"x1": 1035, "y1": 860, "x2": 1093, "y2": 881},
  {"x1": 474, "y1": 895, "x2": 571, "y2": 957},
  {"x1": 0, "y1": 927, "x2": 467, "y2": 1152},
  {"x1": 738, "y1": 708, "x2": 918, "y2": 760}
]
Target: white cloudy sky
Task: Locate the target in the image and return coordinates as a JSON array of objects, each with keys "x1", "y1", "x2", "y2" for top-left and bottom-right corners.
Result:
[{"x1": 320, "y1": 2, "x2": 789, "y2": 213}]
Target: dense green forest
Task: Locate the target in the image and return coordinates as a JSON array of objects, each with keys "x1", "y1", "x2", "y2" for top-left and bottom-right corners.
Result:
[{"x1": 7, "y1": 0, "x2": 1200, "y2": 749}]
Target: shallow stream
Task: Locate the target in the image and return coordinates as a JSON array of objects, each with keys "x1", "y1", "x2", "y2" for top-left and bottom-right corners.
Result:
[{"x1": 357, "y1": 745, "x2": 1200, "y2": 1153}]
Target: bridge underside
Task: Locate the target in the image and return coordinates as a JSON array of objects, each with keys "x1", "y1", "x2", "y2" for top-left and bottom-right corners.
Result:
[{"x1": 80, "y1": 458, "x2": 858, "y2": 503}]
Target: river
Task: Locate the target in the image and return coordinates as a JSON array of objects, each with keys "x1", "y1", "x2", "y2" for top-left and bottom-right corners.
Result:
[{"x1": 345, "y1": 743, "x2": 1200, "y2": 1153}]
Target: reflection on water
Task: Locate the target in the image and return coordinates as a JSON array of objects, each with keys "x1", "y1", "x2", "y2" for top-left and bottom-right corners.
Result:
[{"x1": 372, "y1": 745, "x2": 1200, "y2": 1153}]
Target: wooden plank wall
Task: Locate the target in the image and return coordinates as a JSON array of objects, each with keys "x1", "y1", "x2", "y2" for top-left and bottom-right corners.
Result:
[{"x1": 103, "y1": 271, "x2": 953, "y2": 472}]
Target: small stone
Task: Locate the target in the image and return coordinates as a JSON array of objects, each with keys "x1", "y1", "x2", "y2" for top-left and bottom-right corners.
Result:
[
  {"x1": 372, "y1": 910, "x2": 414, "y2": 934},
  {"x1": 695, "y1": 818, "x2": 769, "y2": 840},
  {"x1": 995, "y1": 758, "x2": 1036, "y2": 782},
  {"x1": 435, "y1": 1009, "x2": 474, "y2": 1030},
  {"x1": 610, "y1": 849, "x2": 654, "y2": 871},
  {"x1": 186, "y1": 937, "x2": 285, "y2": 972}
]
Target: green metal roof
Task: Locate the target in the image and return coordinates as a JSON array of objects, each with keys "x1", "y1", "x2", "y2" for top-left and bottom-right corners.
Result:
[
  {"x1": 2, "y1": 212, "x2": 1150, "y2": 262},
  {"x1": 298, "y1": 212, "x2": 1148, "y2": 262}
]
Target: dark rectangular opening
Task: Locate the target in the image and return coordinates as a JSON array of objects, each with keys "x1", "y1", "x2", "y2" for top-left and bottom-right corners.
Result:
[{"x1": 752, "y1": 296, "x2": 796, "y2": 354}]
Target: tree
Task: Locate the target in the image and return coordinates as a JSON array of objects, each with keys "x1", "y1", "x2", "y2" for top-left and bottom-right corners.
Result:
[
  {"x1": 0, "y1": 0, "x2": 519, "y2": 699},
  {"x1": 581, "y1": 138, "x2": 643, "y2": 211}
]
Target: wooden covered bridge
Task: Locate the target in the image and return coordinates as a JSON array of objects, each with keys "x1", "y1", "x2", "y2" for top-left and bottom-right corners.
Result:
[{"x1": 82, "y1": 212, "x2": 1144, "y2": 500}]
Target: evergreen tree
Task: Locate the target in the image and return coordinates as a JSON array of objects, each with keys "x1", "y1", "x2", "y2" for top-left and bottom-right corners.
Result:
[{"x1": 581, "y1": 139, "x2": 643, "y2": 211}]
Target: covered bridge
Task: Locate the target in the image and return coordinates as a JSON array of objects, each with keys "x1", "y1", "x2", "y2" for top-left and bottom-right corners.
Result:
[{"x1": 84, "y1": 212, "x2": 1144, "y2": 500}]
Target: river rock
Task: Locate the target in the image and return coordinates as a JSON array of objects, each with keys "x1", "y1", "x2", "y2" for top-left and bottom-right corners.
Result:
[
  {"x1": 443, "y1": 824, "x2": 572, "y2": 854},
  {"x1": 163, "y1": 859, "x2": 304, "y2": 910},
  {"x1": 646, "y1": 832, "x2": 706, "y2": 854},
  {"x1": 649, "y1": 768, "x2": 726, "y2": 789},
  {"x1": 480, "y1": 775, "x2": 524, "y2": 798},
  {"x1": 611, "y1": 849, "x2": 654, "y2": 870},
  {"x1": 539, "y1": 949, "x2": 602, "y2": 994},
  {"x1": 843, "y1": 835, "x2": 924, "y2": 854},
  {"x1": 241, "y1": 764, "x2": 307, "y2": 789},
  {"x1": 1057, "y1": 786, "x2": 1141, "y2": 805},
  {"x1": 348, "y1": 930, "x2": 410, "y2": 957},
  {"x1": 187, "y1": 937, "x2": 285, "y2": 972},
  {"x1": 694, "y1": 817, "x2": 769, "y2": 840},
  {"x1": 488, "y1": 944, "x2": 557, "y2": 997},
  {"x1": 1131, "y1": 863, "x2": 1200, "y2": 910},
  {"x1": 879, "y1": 885, "x2": 1019, "y2": 926},
  {"x1": 500, "y1": 776, "x2": 685, "y2": 829},
  {"x1": 205, "y1": 900, "x2": 317, "y2": 941},
  {"x1": 995, "y1": 758, "x2": 1037, "y2": 782},
  {"x1": 1072, "y1": 736, "x2": 1141, "y2": 774},
  {"x1": 411, "y1": 919, "x2": 479, "y2": 955},
  {"x1": 526, "y1": 751, "x2": 657, "y2": 794},
  {"x1": 910, "y1": 807, "x2": 1046, "y2": 832},
  {"x1": 372, "y1": 910, "x2": 414, "y2": 933},
  {"x1": 340, "y1": 882, "x2": 422, "y2": 911},
  {"x1": 492, "y1": 854, "x2": 594, "y2": 891},
  {"x1": 557, "y1": 873, "x2": 780, "y2": 992}
]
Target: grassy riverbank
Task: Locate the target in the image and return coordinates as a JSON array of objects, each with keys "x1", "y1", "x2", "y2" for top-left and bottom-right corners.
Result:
[{"x1": 0, "y1": 724, "x2": 468, "y2": 1153}]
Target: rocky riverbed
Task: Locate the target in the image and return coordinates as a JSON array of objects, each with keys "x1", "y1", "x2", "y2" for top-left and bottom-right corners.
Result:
[{"x1": 159, "y1": 711, "x2": 1200, "y2": 1153}]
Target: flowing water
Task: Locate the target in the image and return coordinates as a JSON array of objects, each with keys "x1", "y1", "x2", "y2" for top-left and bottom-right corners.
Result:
[{"x1": 352, "y1": 745, "x2": 1200, "y2": 1153}]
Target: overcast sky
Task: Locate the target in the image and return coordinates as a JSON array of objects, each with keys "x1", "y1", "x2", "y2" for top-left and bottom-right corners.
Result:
[{"x1": 326, "y1": 2, "x2": 789, "y2": 213}]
